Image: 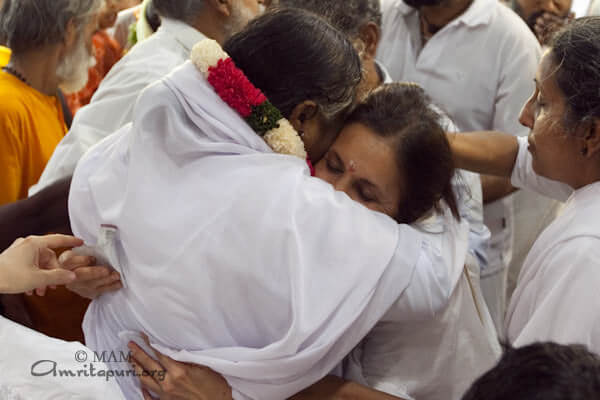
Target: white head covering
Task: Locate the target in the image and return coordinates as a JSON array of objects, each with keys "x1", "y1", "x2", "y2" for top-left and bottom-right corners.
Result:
[{"x1": 69, "y1": 61, "x2": 436, "y2": 399}]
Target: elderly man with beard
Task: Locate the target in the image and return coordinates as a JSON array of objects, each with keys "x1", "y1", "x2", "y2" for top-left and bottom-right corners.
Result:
[
  {"x1": 31, "y1": 0, "x2": 267, "y2": 196},
  {"x1": 0, "y1": 0, "x2": 99, "y2": 206}
]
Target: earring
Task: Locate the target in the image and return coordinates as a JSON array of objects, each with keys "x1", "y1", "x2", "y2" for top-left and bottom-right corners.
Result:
[
  {"x1": 581, "y1": 146, "x2": 588, "y2": 156},
  {"x1": 299, "y1": 131, "x2": 305, "y2": 138}
]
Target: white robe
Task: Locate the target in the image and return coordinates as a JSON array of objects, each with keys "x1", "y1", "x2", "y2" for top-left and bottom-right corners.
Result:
[
  {"x1": 69, "y1": 61, "x2": 469, "y2": 400},
  {"x1": 0, "y1": 316, "x2": 125, "y2": 399},
  {"x1": 506, "y1": 137, "x2": 600, "y2": 353},
  {"x1": 345, "y1": 221, "x2": 500, "y2": 400}
]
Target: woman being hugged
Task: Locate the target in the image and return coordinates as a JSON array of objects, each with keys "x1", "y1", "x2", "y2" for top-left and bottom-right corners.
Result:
[{"x1": 450, "y1": 17, "x2": 600, "y2": 352}]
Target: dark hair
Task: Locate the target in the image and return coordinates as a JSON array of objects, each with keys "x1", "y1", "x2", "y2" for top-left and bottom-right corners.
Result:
[
  {"x1": 223, "y1": 8, "x2": 361, "y2": 119},
  {"x1": 145, "y1": 0, "x2": 162, "y2": 33},
  {"x1": 550, "y1": 17, "x2": 600, "y2": 129},
  {"x1": 462, "y1": 342, "x2": 600, "y2": 400},
  {"x1": 346, "y1": 83, "x2": 459, "y2": 224},
  {"x1": 152, "y1": 0, "x2": 204, "y2": 25},
  {"x1": 278, "y1": 0, "x2": 382, "y2": 39},
  {"x1": 0, "y1": 0, "x2": 101, "y2": 54}
]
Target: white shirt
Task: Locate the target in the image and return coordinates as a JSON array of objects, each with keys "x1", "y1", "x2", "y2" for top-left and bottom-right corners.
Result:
[
  {"x1": 378, "y1": 0, "x2": 541, "y2": 274},
  {"x1": 506, "y1": 137, "x2": 600, "y2": 353},
  {"x1": 30, "y1": 18, "x2": 206, "y2": 195},
  {"x1": 69, "y1": 61, "x2": 469, "y2": 400}
]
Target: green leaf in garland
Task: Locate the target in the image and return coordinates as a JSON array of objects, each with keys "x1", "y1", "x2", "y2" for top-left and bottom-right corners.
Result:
[{"x1": 246, "y1": 101, "x2": 283, "y2": 136}]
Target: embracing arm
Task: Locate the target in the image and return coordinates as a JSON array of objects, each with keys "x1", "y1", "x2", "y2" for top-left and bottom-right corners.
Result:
[
  {"x1": 128, "y1": 340, "x2": 405, "y2": 400},
  {"x1": 448, "y1": 131, "x2": 519, "y2": 177}
]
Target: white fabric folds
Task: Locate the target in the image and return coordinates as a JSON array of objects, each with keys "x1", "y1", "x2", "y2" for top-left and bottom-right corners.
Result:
[
  {"x1": 69, "y1": 61, "x2": 467, "y2": 399},
  {"x1": 0, "y1": 316, "x2": 125, "y2": 400}
]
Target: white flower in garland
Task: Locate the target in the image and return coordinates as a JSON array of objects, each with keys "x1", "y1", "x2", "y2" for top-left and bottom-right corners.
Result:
[{"x1": 191, "y1": 40, "x2": 307, "y2": 160}]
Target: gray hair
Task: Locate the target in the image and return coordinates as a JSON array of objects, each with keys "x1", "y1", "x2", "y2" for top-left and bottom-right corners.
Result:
[
  {"x1": 278, "y1": 0, "x2": 382, "y2": 40},
  {"x1": 152, "y1": 0, "x2": 205, "y2": 25},
  {"x1": 550, "y1": 17, "x2": 600, "y2": 130},
  {"x1": 0, "y1": 0, "x2": 102, "y2": 54}
]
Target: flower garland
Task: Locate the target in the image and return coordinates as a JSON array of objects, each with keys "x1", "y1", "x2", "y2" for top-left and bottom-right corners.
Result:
[{"x1": 191, "y1": 39, "x2": 307, "y2": 160}]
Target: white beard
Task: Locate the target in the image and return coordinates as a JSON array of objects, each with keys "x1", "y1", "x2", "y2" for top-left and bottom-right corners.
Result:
[{"x1": 56, "y1": 37, "x2": 97, "y2": 94}]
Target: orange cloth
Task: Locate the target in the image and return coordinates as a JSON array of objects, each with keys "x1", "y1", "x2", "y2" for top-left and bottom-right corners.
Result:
[
  {"x1": 0, "y1": 46, "x2": 10, "y2": 67},
  {"x1": 0, "y1": 72, "x2": 67, "y2": 205},
  {"x1": 67, "y1": 30, "x2": 123, "y2": 115}
]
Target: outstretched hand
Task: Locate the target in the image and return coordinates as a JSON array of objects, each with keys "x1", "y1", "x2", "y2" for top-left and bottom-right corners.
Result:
[{"x1": 0, "y1": 235, "x2": 80, "y2": 294}]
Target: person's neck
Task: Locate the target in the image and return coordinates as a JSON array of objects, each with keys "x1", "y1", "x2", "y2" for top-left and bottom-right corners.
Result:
[
  {"x1": 365, "y1": 59, "x2": 382, "y2": 88},
  {"x1": 420, "y1": 0, "x2": 474, "y2": 32},
  {"x1": 191, "y1": 13, "x2": 226, "y2": 45},
  {"x1": 8, "y1": 47, "x2": 61, "y2": 96},
  {"x1": 569, "y1": 160, "x2": 600, "y2": 190}
]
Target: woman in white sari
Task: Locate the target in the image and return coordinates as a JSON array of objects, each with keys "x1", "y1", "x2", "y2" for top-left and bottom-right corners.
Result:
[
  {"x1": 450, "y1": 17, "x2": 600, "y2": 353},
  {"x1": 68, "y1": 8, "x2": 468, "y2": 400}
]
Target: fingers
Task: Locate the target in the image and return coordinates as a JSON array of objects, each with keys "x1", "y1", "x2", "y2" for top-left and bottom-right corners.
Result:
[
  {"x1": 71, "y1": 266, "x2": 113, "y2": 282},
  {"x1": 130, "y1": 357, "x2": 163, "y2": 394},
  {"x1": 128, "y1": 341, "x2": 164, "y2": 375},
  {"x1": 31, "y1": 269, "x2": 76, "y2": 291},
  {"x1": 59, "y1": 250, "x2": 96, "y2": 270},
  {"x1": 30, "y1": 234, "x2": 84, "y2": 250},
  {"x1": 141, "y1": 389, "x2": 157, "y2": 400},
  {"x1": 65, "y1": 268, "x2": 121, "y2": 299}
]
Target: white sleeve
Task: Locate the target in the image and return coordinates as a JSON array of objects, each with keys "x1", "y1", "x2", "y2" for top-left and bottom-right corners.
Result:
[
  {"x1": 382, "y1": 214, "x2": 470, "y2": 322},
  {"x1": 511, "y1": 136, "x2": 573, "y2": 202},
  {"x1": 512, "y1": 237, "x2": 600, "y2": 353},
  {"x1": 455, "y1": 170, "x2": 490, "y2": 269}
]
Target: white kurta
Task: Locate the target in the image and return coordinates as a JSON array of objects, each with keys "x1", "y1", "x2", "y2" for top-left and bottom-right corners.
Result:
[
  {"x1": 377, "y1": 0, "x2": 543, "y2": 330},
  {"x1": 506, "y1": 137, "x2": 600, "y2": 353},
  {"x1": 69, "y1": 61, "x2": 469, "y2": 400},
  {"x1": 29, "y1": 18, "x2": 206, "y2": 195},
  {"x1": 0, "y1": 316, "x2": 125, "y2": 399},
  {"x1": 345, "y1": 219, "x2": 500, "y2": 400}
]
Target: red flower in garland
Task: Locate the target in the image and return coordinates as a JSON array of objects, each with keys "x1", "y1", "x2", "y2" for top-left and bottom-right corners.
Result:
[{"x1": 207, "y1": 58, "x2": 266, "y2": 118}]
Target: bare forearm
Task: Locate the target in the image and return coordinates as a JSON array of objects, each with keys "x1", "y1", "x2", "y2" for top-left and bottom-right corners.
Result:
[
  {"x1": 290, "y1": 376, "x2": 405, "y2": 400},
  {"x1": 448, "y1": 131, "x2": 519, "y2": 177}
]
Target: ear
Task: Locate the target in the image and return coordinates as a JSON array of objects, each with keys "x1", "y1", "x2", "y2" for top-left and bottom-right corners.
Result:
[
  {"x1": 63, "y1": 19, "x2": 78, "y2": 52},
  {"x1": 207, "y1": 0, "x2": 234, "y2": 17},
  {"x1": 289, "y1": 101, "x2": 319, "y2": 134},
  {"x1": 584, "y1": 119, "x2": 600, "y2": 158},
  {"x1": 358, "y1": 22, "x2": 381, "y2": 59}
]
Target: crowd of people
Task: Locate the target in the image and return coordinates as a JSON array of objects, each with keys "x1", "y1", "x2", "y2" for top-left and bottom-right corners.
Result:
[{"x1": 0, "y1": 0, "x2": 599, "y2": 399}]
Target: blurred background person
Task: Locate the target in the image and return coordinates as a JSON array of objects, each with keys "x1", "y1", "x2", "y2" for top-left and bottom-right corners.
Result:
[
  {"x1": 513, "y1": 0, "x2": 574, "y2": 45},
  {"x1": 66, "y1": 0, "x2": 131, "y2": 115}
]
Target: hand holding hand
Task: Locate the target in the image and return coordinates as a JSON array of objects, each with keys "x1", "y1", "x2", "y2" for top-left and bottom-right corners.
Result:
[{"x1": 0, "y1": 235, "x2": 80, "y2": 294}]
